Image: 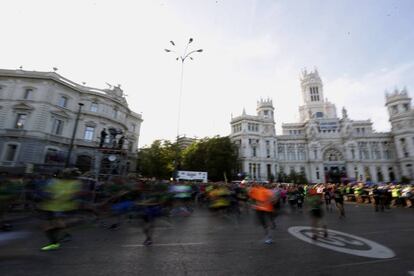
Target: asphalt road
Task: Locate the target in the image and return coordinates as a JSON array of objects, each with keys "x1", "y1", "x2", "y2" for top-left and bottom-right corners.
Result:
[{"x1": 1, "y1": 203, "x2": 413, "y2": 276}]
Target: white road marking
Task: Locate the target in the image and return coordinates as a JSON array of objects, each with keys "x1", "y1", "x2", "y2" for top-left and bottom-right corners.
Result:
[
  {"x1": 288, "y1": 226, "x2": 395, "y2": 259},
  {"x1": 0, "y1": 231, "x2": 31, "y2": 245},
  {"x1": 122, "y1": 242, "x2": 205, "y2": 247},
  {"x1": 362, "y1": 228, "x2": 414, "y2": 235},
  {"x1": 327, "y1": 258, "x2": 399, "y2": 268}
]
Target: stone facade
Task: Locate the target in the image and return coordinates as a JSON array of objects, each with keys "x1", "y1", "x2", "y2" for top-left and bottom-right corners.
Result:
[
  {"x1": 0, "y1": 69, "x2": 143, "y2": 175},
  {"x1": 230, "y1": 69, "x2": 414, "y2": 183}
]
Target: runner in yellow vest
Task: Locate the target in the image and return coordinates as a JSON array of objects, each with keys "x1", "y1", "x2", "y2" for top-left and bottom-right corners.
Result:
[{"x1": 39, "y1": 169, "x2": 81, "y2": 251}]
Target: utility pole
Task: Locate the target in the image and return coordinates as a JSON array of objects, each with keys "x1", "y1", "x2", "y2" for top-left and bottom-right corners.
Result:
[{"x1": 65, "y1": 102, "x2": 84, "y2": 168}]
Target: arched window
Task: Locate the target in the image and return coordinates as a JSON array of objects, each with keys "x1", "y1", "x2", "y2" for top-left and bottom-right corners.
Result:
[
  {"x1": 44, "y1": 146, "x2": 64, "y2": 164},
  {"x1": 323, "y1": 148, "x2": 343, "y2": 162},
  {"x1": 76, "y1": 155, "x2": 92, "y2": 173}
]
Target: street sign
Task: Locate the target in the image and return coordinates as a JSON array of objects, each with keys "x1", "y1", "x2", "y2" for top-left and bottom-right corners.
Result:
[{"x1": 176, "y1": 170, "x2": 208, "y2": 183}]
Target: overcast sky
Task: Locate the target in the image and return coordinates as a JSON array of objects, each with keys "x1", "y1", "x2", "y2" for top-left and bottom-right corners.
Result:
[{"x1": 1, "y1": 0, "x2": 414, "y2": 147}]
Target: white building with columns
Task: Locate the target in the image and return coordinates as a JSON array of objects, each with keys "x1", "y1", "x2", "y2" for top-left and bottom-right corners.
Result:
[
  {"x1": 0, "y1": 68, "x2": 143, "y2": 175},
  {"x1": 230, "y1": 69, "x2": 414, "y2": 183}
]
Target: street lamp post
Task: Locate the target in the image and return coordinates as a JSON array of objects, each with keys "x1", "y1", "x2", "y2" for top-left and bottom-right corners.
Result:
[
  {"x1": 165, "y1": 38, "x2": 203, "y2": 179},
  {"x1": 65, "y1": 102, "x2": 84, "y2": 168}
]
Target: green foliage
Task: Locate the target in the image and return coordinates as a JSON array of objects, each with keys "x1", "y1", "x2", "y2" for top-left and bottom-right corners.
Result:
[
  {"x1": 281, "y1": 171, "x2": 308, "y2": 184},
  {"x1": 400, "y1": 175, "x2": 410, "y2": 184},
  {"x1": 277, "y1": 172, "x2": 288, "y2": 182},
  {"x1": 137, "y1": 136, "x2": 238, "y2": 181},
  {"x1": 181, "y1": 136, "x2": 239, "y2": 181},
  {"x1": 137, "y1": 140, "x2": 177, "y2": 179}
]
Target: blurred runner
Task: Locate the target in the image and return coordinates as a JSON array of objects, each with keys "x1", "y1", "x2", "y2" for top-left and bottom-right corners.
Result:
[
  {"x1": 208, "y1": 184, "x2": 232, "y2": 213},
  {"x1": 306, "y1": 188, "x2": 327, "y2": 240},
  {"x1": 136, "y1": 182, "x2": 167, "y2": 246},
  {"x1": 0, "y1": 174, "x2": 25, "y2": 231},
  {"x1": 333, "y1": 185, "x2": 345, "y2": 218},
  {"x1": 323, "y1": 186, "x2": 333, "y2": 212},
  {"x1": 169, "y1": 183, "x2": 193, "y2": 216},
  {"x1": 38, "y1": 169, "x2": 82, "y2": 251},
  {"x1": 249, "y1": 183, "x2": 276, "y2": 244},
  {"x1": 371, "y1": 185, "x2": 386, "y2": 212}
]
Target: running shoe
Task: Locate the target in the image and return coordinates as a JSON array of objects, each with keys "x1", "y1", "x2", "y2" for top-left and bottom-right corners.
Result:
[
  {"x1": 1, "y1": 224, "x2": 12, "y2": 231},
  {"x1": 41, "y1": 243, "x2": 60, "y2": 251},
  {"x1": 108, "y1": 223, "x2": 120, "y2": 230},
  {"x1": 264, "y1": 238, "x2": 273, "y2": 244},
  {"x1": 143, "y1": 238, "x2": 153, "y2": 246}
]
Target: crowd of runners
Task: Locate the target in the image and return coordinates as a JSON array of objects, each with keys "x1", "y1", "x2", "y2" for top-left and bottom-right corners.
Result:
[{"x1": 0, "y1": 170, "x2": 413, "y2": 250}]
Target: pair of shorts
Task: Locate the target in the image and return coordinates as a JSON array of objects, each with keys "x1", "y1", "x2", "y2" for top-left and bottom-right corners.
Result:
[
  {"x1": 111, "y1": 201, "x2": 134, "y2": 214},
  {"x1": 255, "y1": 210, "x2": 273, "y2": 228},
  {"x1": 310, "y1": 208, "x2": 323, "y2": 218}
]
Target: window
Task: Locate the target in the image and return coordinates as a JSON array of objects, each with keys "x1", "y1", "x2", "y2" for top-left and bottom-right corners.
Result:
[
  {"x1": 58, "y1": 96, "x2": 68, "y2": 107},
  {"x1": 310, "y1": 87, "x2": 320, "y2": 101},
  {"x1": 400, "y1": 138, "x2": 409, "y2": 157},
  {"x1": 297, "y1": 145, "x2": 305, "y2": 160},
  {"x1": 51, "y1": 119, "x2": 64, "y2": 135},
  {"x1": 316, "y1": 112, "x2": 324, "y2": 118},
  {"x1": 252, "y1": 147, "x2": 256, "y2": 157},
  {"x1": 278, "y1": 144, "x2": 285, "y2": 160},
  {"x1": 403, "y1": 103, "x2": 410, "y2": 112},
  {"x1": 84, "y1": 126, "x2": 95, "y2": 141},
  {"x1": 113, "y1": 109, "x2": 118, "y2": 119},
  {"x1": 372, "y1": 142, "x2": 381, "y2": 160},
  {"x1": 24, "y1": 88, "x2": 33, "y2": 100},
  {"x1": 90, "y1": 103, "x2": 98, "y2": 112},
  {"x1": 391, "y1": 105, "x2": 398, "y2": 115},
  {"x1": 131, "y1": 123, "x2": 136, "y2": 132},
  {"x1": 287, "y1": 144, "x2": 295, "y2": 160},
  {"x1": 44, "y1": 148, "x2": 59, "y2": 164},
  {"x1": 15, "y1": 114, "x2": 27, "y2": 129},
  {"x1": 3, "y1": 144, "x2": 18, "y2": 161},
  {"x1": 358, "y1": 142, "x2": 370, "y2": 160}
]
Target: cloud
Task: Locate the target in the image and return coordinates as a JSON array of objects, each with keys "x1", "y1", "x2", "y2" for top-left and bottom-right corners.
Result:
[{"x1": 325, "y1": 63, "x2": 414, "y2": 132}]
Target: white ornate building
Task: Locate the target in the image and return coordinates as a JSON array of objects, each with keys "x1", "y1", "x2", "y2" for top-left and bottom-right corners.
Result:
[
  {"x1": 230, "y1": 69, "x2": 414, "y2": 183},
  {"x1": 0, "y1": 68, "x2": 142, "y2": 175}
]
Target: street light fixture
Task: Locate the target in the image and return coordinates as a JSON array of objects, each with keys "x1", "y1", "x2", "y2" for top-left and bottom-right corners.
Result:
[
  {"x1": 65, "y1": 102, "x2": 84, "y2": 168},
  {"x1": 165, "y1": 38, "x2": 203, "y2": 179}
]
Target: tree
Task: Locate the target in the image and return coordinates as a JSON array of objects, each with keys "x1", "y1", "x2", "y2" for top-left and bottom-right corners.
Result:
[
  {"x1": 137, "y1": 140, "x2": 177, "y2": 179},
  {"x1": 138, "y1": 136, "x2": 238, "y2": 181},
  {"x1": 277, "y1": 171, "x2": 288, "y2": 183},
  {"x1": 181, "y1": 136, "x2": 238, "y2": 181},
  {"x1": 400, "y1": 175, "x2": 410, "y2": 184},
  {"x1": 296, "y1": 171, "x2": 308, "y2": 184}
]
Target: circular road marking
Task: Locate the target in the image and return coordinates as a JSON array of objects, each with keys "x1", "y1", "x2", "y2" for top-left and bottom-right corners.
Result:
[{"x1": 288, "y1": 226, "x2": 395, "y2": 259}]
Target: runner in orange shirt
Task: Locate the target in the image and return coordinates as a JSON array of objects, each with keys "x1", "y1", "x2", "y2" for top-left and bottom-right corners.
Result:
[{"x1": 249, "y1": 183, "x2": 276, "y2": 244}]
